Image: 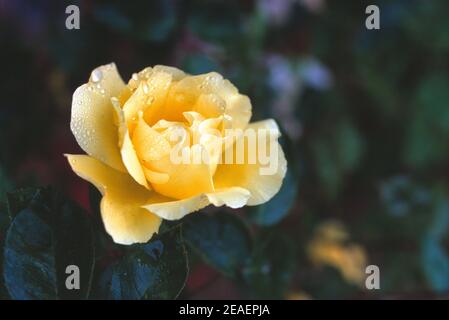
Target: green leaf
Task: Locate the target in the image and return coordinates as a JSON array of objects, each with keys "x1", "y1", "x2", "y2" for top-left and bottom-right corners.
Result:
[
  {"x1": 404, "y1": 74, "x2": 449, "y2": 168},
  {"x1": 313, "y1": 139, "x2": 340, "y2": 198},
  {"x1": 335, "y1": 121, "x2": 364, "y2": 172},
  {"x1": 1, "y1": 187, "x2": 42, "y2": 300},
  {"x1": 422, "y1": 236, "x2": 449, "y2": 293},
  {"x1": 403, "y1": 119, "x2": 443, "y2": 169},
  {"x1": 403, "y1": 2, "x2": 449, "y2": 51},
  {"x1": 421, "y1": 193, "x2": 449, "y2": 292},
  {"x1": 311, "y1": 119, "x2": 364, "y2": 199},
  {"x1": 243, "y1": 232, "x2": 295, "y2": 299},
  {"x1": 183, "y1": 212, "x2": 252, "y2": 277},
  {"x1": 3, "y1": 188, "x2": 95, "y2": 300},
  {"x1": 98, "y1": 227, "x2": 188, "y2": 300},
  {"x1": 248, "y1": 168, "x2": 297, "y2": 226}
]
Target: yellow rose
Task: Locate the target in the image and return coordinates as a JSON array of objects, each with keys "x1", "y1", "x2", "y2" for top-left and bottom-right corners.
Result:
[{"x1": 66, "y1": 63, "x2": 287, "y2": 245}]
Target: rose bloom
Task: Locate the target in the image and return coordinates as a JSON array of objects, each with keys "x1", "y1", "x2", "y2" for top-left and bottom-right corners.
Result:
[{"x1": 66, "y1": 64, "x2": 286, "y2": 245}]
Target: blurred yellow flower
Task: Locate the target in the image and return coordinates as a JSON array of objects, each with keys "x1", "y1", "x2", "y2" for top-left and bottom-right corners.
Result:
[
  {"x1": 66, "y1": 63, "x2": 286, "y2": 245},
  {"x1": 307, "y1": 221, "x2": 367, "y2": 286},
  {"x1": 286, "y1": 291, "x2": 312, "y2": 300}
]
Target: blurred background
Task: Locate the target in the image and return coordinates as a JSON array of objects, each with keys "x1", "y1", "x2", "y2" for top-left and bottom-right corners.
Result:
[{"x1": 1, "y1": 0, "x2": 449, "y2": 299}]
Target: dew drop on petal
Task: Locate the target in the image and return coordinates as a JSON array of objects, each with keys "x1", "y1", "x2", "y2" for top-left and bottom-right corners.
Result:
[
  {"x1": 147, "y1": 96, "x2": 155, "y2": 105},
  {"x1": 143, "y1": 83, "x2": 149, "y2": 94},
  {"x1": 91, "y1": 68, "x2": 103, "y2": 83}
]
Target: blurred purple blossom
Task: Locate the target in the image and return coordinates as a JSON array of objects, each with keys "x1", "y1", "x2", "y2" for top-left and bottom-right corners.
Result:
[
  {"x1": 266, "y1": 54, "x2": 302, "y2": 140},
  {"x1": 298, "y1": 57, "x2": 333, "y2": 90},
  {"x1": 266, "y1": 54, "x2": 333, "y2": 140},
  {"x1": 258, "y1": 0, "x2": 293, "y2": 26}
]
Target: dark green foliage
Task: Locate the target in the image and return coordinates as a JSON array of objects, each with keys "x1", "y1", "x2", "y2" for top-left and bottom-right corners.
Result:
[
  {"x1": 2, "y1": 188, "x2": 94, "y2": 299},
  {"x1": 183, "y1": 212, "x2": 252, "y2": 277},
  {"x1": 243, "y1": 232, "x2": 296, "y2": 299},
  {"x1": 248, "y1": 168, "x2": 297, "y2": 226},
  {"x1": 97, "y1": 227, "x2": 188, "y2": 300}
]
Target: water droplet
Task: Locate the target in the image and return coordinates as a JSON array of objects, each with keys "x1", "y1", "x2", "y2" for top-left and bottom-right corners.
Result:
[
  {"x1": 91, "y1": 68, "x2": 103, "y2": 83},
  {"x1": 146, "y1": 96, "x2": 155, "y2": 104},
  {"x1": 142, "y1": 83, "x2": 149, "y2": 94}
]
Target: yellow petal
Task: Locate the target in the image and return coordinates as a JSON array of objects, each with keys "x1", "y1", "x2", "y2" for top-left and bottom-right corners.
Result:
[
  {"x1": 181, "y1": 72, "x2": 251, "y2": 130},
  {"x1": 111, "y1": 98, "x2": 126, "y2": 146},
  {"x1": 182, "y1": 111, "x2": 223, "y2": 175},
  {"x1": 143, "y1": 193, "x2": 210, "y2": 221},
  {"x1": 132, "y1": 116, "x2": 171, "y2": 162},
  {"x1": 206, "y1": 187, "x2": 251, "y2": 208},
  {"x1": 152, "y1": 65, "x2": 186, "y2": 81},
  {"x1": 122, "y1": 71, "x2": 173, "y2": 127},
  {"x1": 248, "y1": 118, "x2": 281, "y2": 137},
  {"x1": 142, "y1": 166, "x2": 169, "y2": 185},
  {"x1": 117, "y1": 86, "x2": 132, "y2": 107},
  {"x1": 213, "y1": 119, "x2": 287, "y2": 205},
  {"x1": 143, "y1": 71, "x2": 174, "y2": 126},
  {"x1": 193, "y1": 93, "x2": 225, "y2": 118},
  {"x1": 161, "y1": 83, "x2": 198, "y2": 123},
  {"x1": 128, "y1": 67, "x2": 153, "y2": 91},
  {"x1": 112, "y1": 105, "x2": 150, "y2": 189},
  {"x1": 66, "y1": 154, "x2": 161, "y2": 245},
  {"x1": 122, "y1": 81, "x2": 148, "y2": 133},
  {"x1": 121, "y1": 130, "x2": 150, "y2": 189},
  {"x1": 70, "y1": 63, "x2": 126, "y2": 172},
  {"x1": 148, "y1": 145, "x2": 215, "y2": 199},
  {"x1": 225, "y1": 94, "x2": 252, "y2": 130}
]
